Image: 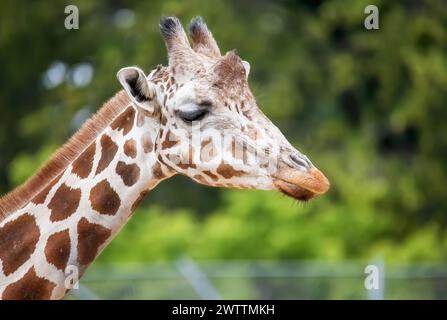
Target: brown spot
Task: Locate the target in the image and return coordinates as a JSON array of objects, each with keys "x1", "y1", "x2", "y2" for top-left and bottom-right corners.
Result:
[
  {"x1": 0, "y1": 214, "x2": 40, "y2": 276},
  {"x1": 161, "y1": 115, "x2": 167, "y2": 125},
  {"x1": 231, "y1": 140, "x2": 248, "y2": 164},
  {"x1": 216, "y1": 163, "x2": 245, "y2": 179},
  {"x1": 1, "y1": 267, "x2": 56, "y2": 300},
  {"x1": 177, "y1": 163, "x2": 190, "y2": 170},
  {"x1": 77, "y1": 217, "x2": 111, "y2": 266},
  {"x1": 115, "y1": 161, "x2": 140, "y2": 186},
  {"x1": 136, "y1": 109, "x2": 152, "y2": 128},
  {"x1": 203, "y1": 170, "x2": 219, "y2": 181},
  {"x1": 189, "y1": 145, "x2": 195, "y2": 166},
  {"x1": 48, "y1": 184, "x2": 81, "y2": 222},
  {"x1": 201, "y1": 137, "x2": 218, "y2": 162},
  {"x1": 89, "y1": 180, "x2": 121, "y2": 216},
  {"x1": 187, "y1": 145, "x2": 197, "y2": 169},
  {"x1": 44, "y1": 229, "x2": 70, "y2": 271},
  {"x1": 194, "y1": 175, "x2": 206, "y2": 183},
  {"x1": 242, "y1": 109, "x2": 253, "y2": 121},
  {"x1": 246, "y1": 124, "x2": 260, "y2": 140},
  {"x1": 96, "y1": 135, "x2": 118, "y2": 175},
  {"x1": 124, "y1": 139, "x2": 137, "y2": 159},
  {"x1": 175, "y1": 145, "x2": 197, "y2": 170},
  {"x1": 142, "y1": 132, "x2": 154, "y2": 153},
  {"x1": 131, "y1": 191, "x2": 148, "y2": 213},
  {"x1": 72, "y1": 143, "x2": 96, "y2": 179},
  {"x1": 162, "y1": 131, "x2": 180, "y2": 149},
  {"x1": 152, "y1": 162, "x2": 165, "y2": 179},
  {"x1": 31, "y1": 174, "x2": 62, "y2": 205},
  {"x1": 110, "y1": 106, "x2": 135, "y2": 135},
  {"x1": 136, "y1": 111, "x2": 145, "y2": 127}
]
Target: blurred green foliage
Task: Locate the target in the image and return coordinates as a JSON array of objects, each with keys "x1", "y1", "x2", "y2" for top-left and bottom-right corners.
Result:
[{"x1": 1, "y1": 0, "x2": 447, "y2": 266}]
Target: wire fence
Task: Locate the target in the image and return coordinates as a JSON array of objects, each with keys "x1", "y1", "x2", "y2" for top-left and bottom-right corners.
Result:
[{"x1": 66, "y1": 258, "x2": 447, "y2": 300}]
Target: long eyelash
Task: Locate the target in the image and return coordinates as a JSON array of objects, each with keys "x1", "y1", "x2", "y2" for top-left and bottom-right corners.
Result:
[
  {"x1": 178, "y1": 109, "x2": 208, "y2": 122},
  {"x1": 198, "y1": 100, "x2": 213, "y2": 107}
]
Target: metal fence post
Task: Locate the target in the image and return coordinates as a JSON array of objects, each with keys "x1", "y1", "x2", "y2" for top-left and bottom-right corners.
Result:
[{"x1": 175, "y1": 256, "x2": 221, "y2": 300}]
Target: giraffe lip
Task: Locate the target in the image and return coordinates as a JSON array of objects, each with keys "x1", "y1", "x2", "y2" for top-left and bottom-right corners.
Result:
[
  {"x1": 273, "y1": 168, "x2": 330, "y2": 201},
  {"x1": 274, "y1": 180, "x2": 316, "y2": 201}
]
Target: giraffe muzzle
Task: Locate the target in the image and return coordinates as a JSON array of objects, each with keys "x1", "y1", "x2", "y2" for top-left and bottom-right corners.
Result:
[{"x1": 273, "y1": 167, "x2": 330, "y2": 201}]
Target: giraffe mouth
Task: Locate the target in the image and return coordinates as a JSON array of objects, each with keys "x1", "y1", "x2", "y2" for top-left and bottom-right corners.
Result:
[
  {"x1": 273, "y1": 168, "x2": 330, "y2": 201},
  {"x1": 274, "y1": 180, "x2": 316, "y2": 201}
]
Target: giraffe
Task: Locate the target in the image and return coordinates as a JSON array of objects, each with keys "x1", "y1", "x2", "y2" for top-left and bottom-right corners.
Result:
[{"x1": 0, "y1": 16, "x2": 329, "y2": 300}]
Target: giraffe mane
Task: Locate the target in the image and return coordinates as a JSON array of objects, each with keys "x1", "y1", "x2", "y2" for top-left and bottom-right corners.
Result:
[{"x1": 0, "y1": 90, "x2": 131, "y2": 221}]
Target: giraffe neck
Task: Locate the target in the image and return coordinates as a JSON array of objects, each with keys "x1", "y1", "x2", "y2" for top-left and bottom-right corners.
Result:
[{"x1": 0, "y1": 95, "x2": 173, "y2": 299}]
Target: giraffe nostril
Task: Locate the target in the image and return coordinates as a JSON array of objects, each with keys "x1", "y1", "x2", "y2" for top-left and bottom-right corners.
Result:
[{"x1": 289, "y1": 154, "x2": 311, "y2": 171}]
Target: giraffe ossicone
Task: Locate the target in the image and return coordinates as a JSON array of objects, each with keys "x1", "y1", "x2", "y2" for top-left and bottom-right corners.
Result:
[{"x1": 0, "y1": 16, "x2": 329, "y2": 300}]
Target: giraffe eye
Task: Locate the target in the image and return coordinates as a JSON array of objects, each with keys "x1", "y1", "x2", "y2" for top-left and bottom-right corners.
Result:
[{"x1": 178, "y1": 109, "x2": 208, "y2": 123}]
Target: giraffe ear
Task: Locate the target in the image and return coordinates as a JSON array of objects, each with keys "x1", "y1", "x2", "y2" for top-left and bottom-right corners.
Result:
[
  {"x1": 117, "y1": 67, "x2": 157, "y2": 113},
  {"x1": 242, "y1": 60, "x2": 250, "y2": 79}
]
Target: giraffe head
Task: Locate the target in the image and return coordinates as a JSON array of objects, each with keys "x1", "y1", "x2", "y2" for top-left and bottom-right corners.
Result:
[{"x1": 118, "y1": 16, "x2": 329, "y2": 201}]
